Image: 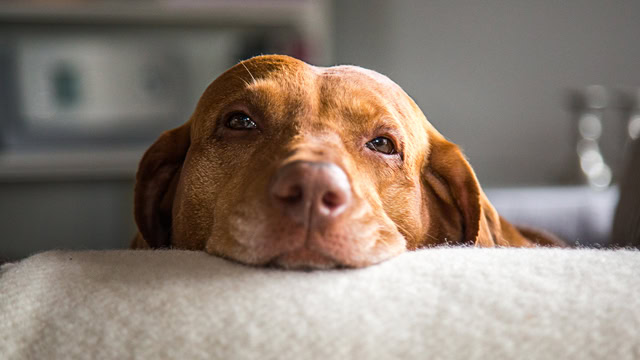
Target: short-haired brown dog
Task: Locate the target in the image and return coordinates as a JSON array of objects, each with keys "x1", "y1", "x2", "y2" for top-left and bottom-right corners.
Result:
[{"x1": 132, "y1": 55, "x2": 564, "y2": 269}]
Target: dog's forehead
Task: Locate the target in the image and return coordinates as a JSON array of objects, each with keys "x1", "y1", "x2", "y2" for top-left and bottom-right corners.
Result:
[
  {"x1": 199, "y1": 55, "x2": 432, "y2": 145},
  {"x1": 315, "y1": 65, "x2": 419, "y2": 120},
  {"x1": 224, "y1": 56, "x2": 416, "y2": 110}
]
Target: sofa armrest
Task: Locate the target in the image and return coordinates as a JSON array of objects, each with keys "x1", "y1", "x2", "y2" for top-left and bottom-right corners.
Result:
[{"x1": 1, "y1": 248, "x2": 638, "y2": 359}]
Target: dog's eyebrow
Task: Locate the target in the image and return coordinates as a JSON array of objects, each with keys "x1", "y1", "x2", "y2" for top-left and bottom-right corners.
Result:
[
  {"x1": 214, "y1": 77, "x2": 307, "y2": 123},
  {"x1": 334, "y1": 93, "x2": 397, "y2": 124}
]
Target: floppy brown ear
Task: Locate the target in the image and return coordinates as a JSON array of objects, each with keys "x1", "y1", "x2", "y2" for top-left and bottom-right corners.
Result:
[
  {"x1": 134, "y1": 123, "x2": 191, "y2": 248},
  {"x1": 422, "y1": 135, "x2": 503, "y2": 247}
]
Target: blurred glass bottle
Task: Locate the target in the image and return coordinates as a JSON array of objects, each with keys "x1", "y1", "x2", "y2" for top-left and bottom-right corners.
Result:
[{"x1": 575, "y1": 85, "x2": 612, "y2": 189}]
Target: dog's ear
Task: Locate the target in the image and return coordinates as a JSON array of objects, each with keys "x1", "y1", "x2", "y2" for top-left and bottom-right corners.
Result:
[
  {"x1": 422, "y1": 134, "x2": 503, "y2": 247},
  {"x1": 134, "y1": 123, "x2": 191, "y2": 248}
]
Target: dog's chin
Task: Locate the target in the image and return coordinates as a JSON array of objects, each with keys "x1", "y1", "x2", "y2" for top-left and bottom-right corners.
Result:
[
  {"x1": 270, "y1": 247, "x2": 341, "y2": 270},
  {"x1": 204, "y1": 237, "x2": 342, "y2": 270},
  {"x1": 208, "y1": 234, "x2": 406, "y2": 270}
]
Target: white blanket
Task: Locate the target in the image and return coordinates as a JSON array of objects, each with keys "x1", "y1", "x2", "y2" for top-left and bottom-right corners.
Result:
[{"x1": 1, "y1": 248, "x2": 639, "y2": 360}]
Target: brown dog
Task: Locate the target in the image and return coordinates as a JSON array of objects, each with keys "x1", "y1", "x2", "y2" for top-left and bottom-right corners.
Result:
[{"x1": 132, "y1": 55, "x2": 564, "y2": 269}]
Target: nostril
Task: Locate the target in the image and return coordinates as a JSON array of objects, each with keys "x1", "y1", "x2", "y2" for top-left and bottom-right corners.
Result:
[
  {"x1": 270, "y1": 175, "x2": 307, "y2": 224},
  {"x1": 277, "y1": 185, "x2": 304, "y2": 204},
  {"x1": 321, "y1": 191, "x2": 343, "y2": 210}
]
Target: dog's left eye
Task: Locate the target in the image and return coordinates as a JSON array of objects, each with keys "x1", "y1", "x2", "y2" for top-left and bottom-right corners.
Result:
[
  {"x1": 225, "y1": 112, "x2": 257, "y2": 130},
  {"x1": 366, "y1": 137, "x2": 397, "y2": 155}
]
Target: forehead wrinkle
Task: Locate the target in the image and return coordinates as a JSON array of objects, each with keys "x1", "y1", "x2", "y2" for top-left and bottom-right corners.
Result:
[
  {"x1": 237, "y1": 74, "x2": 310, "y2": 119},
  {"x1": 245, "y1": 79, "x2": 283, "y2": 109}
]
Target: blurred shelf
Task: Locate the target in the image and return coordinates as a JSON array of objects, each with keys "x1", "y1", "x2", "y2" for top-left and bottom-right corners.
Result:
[
  {"x1": 0, "y1": 1, "x2": 318, "y2": 27},
  {"x1": 0, "y1": 147, "x2": 146, "y2": 182},
  {"x1": 0, "y1": 0, "x2": 333, "y2": 67}
]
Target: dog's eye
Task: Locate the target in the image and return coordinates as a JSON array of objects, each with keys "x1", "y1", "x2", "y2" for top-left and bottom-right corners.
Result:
[
  {"x1": 366, "y1": 137, "x2": 396, "y2": 155},
  {"x1": 225, "y1": 112, "x2": 257, "y2": 130}
]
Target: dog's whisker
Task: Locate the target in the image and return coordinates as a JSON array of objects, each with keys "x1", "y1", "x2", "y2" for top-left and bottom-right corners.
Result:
[
  {"x1": 240, "y1": 61, "x2": 257, "y2": 84},
  {"x1": 424, "y1": 232, "x2": 441, "y2": 243},
  {"x1": 393, "y1": 221, "x2": 411, "y2": 236}
]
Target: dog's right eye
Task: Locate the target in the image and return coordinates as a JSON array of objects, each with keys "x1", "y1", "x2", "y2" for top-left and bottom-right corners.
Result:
[{"x1": 225, "y1": 112, "x2": 257, "y2": 130}]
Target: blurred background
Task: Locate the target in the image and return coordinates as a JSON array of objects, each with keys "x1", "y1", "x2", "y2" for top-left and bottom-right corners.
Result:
[{"x1": 1, "y1": 0, "x2": 639, "y2": 261}]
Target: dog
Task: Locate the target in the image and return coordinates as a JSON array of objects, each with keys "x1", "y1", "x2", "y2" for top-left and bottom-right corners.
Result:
[{"x1": 131, "y1": 55, "x2": 565, "y2": 269}]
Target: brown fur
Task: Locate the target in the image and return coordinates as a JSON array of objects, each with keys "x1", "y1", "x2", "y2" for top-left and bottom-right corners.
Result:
[{"x1": 132, "y1": 55, "x2": 565, "y2": 269}]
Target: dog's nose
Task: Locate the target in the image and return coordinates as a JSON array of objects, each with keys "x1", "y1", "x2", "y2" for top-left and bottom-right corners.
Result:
[{"x1": 270, "y1": 161, "x2": 352, "y2": 225}]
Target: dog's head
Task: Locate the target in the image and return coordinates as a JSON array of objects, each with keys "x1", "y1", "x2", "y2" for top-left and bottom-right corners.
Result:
[{"x1": 134, "y1": 55, "x2": 506, "y2": 269}]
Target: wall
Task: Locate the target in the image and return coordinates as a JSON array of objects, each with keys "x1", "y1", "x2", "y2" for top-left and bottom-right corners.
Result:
[
  {"x1": 334, "y1": 0, "x2": 640, "y2": 186},
  {"x1": 0, "y1": 180, "x2": 135, "y2": 262}
]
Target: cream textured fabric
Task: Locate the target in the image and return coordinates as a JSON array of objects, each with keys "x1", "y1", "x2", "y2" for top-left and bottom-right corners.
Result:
[{"x1": 1, "y1": 248, "x2": 639, "y2": 360}]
